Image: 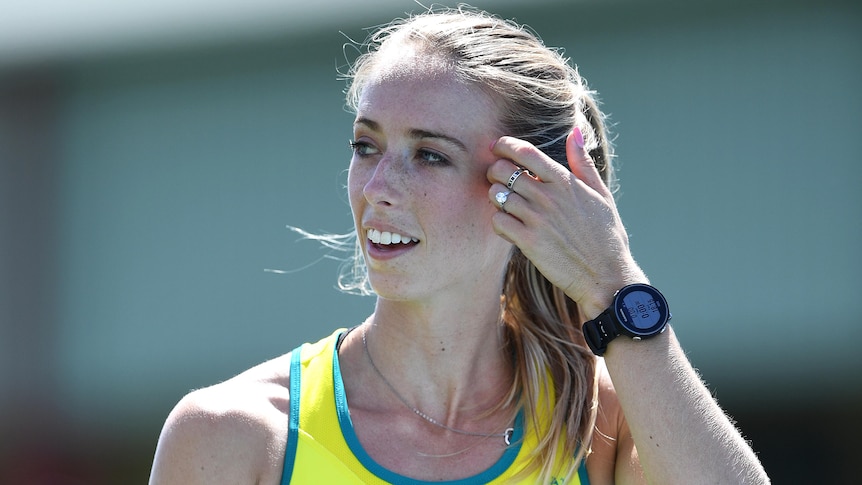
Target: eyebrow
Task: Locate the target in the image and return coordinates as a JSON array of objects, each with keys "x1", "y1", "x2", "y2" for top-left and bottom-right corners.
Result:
[{"x1": 354, "y1": 117, "x2": 468, "y2": 152}]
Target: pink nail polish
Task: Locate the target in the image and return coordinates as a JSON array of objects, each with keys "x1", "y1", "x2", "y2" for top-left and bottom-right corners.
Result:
[{"x1": 573, "y1": 127, "x2": 585, "y2": 148}]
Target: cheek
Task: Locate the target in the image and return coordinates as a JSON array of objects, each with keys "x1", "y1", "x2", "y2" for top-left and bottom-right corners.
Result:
[
  {"x1": 443, "y1": 182, "x2": 498, "y2": 231},
  {"x1": 347, "y1": 162, "x2": 368, "y2": 208},
  {"x1": 469, "y1": 170, "x2": 497, "y2": 215}
]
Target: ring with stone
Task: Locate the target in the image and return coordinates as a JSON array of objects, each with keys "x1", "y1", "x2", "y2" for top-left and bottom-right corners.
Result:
[
  {"x1": 506, "y1": 169, "x2": 526, "y2": 190},
  {"x1": 495, "y1": 190, "x2": 511, "y2": 212}
]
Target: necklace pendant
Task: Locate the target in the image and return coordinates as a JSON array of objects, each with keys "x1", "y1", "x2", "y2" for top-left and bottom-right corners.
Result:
[{"x1": 504, "y1": 427, "x2": 514, "y2": 446}]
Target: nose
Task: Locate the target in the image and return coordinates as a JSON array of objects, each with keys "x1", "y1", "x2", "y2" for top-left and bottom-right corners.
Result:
[{"x1": 362, "y1": 153, "x2": 404, "y2": 207}]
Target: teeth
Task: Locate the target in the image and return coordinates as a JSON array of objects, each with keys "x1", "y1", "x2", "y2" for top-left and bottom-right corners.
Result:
[{"x1": 367, "y1": 229, "x2": 418, "y2": 245}]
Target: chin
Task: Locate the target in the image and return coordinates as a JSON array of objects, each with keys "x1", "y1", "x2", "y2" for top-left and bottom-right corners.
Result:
[{"x1": 366, "y1": 276, "x2": 429, "y2": 302}]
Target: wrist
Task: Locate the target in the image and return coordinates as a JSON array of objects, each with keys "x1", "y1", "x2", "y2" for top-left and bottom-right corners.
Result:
[
  {"x1": 577, "y1": 272, "x2": 650, "y2": 321},
  {"x1": 578, "y1": 299, "x2": 613, "y2": 323},
  {"x1": 604, "y1": 323, "x2": 673, "y2": 358},
  {"x1": 580, "y1": 283, "x2": 671, "y2": 356}
]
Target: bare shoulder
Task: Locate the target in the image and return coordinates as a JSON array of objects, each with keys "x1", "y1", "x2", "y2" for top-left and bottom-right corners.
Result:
[
  {"x1": 586, "y1": 359, "x2": 645, "y2": 485},
  {"x1": 149, "y1": 352, "x2": 294, "y2": 485}
]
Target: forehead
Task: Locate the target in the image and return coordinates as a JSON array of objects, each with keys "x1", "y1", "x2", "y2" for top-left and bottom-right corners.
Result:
[
  {"x1": 371, "y1": 41, "x2": 455, "y2": 80},
  {"x1": 356, "y1": 46, "x2": 502, "y2": 132}
]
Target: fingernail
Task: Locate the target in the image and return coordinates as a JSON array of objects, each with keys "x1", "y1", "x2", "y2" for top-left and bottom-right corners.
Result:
[
  {"x1": 573, "y1": 127, "x2": 585, "y2": 149},
  {"x1": 489, "y1": 139, "x2": 498, "y2": 151}
]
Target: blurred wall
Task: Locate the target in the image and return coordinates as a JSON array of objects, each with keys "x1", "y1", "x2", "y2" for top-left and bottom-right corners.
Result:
[{"x1": 1, "y1": 1, "x2": 859, "y2": 483}]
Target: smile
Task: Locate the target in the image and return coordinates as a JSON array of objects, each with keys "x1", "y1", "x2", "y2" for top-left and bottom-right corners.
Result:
[{"x1": 367, "y1": 228, "x2": 419, "y2": 245}]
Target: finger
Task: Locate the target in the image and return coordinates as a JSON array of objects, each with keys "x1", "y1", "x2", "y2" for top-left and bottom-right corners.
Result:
[
  {"x1": 488, "y1": 183, "x2": 524, "y2": 217},
  {"x1": 565, "y1": 127, "x2": 609, "y2": 196},
  {"x1": 486, "y1": 158, "x2": 520, "y2": 186},
  {"x1": 491, "y1": 136, "x2": 568, "y2": 183},
  {"x1": 490, "y1": 210, "x2": 522, "y2": 246},
  {"x1": 487, "y1": 160, "x2": 538, "y2": 195},
  {"x1": 488, "y1": 183, "x2": 529, "y2": 244}
]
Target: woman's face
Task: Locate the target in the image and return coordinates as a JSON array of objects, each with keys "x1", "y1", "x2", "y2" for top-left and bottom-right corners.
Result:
[{"x1": 348, "y1": 54, "x2": 512, "y2": 302}]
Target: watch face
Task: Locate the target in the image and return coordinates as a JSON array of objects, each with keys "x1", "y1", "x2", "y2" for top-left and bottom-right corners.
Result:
[{"x1": 616, "y1": 285, "x2": 670, "y2": 335}]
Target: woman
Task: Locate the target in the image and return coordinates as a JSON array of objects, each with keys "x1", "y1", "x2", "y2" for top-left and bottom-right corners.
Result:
[{"x1": 149, "y1": 7, "x2": 768, "y2": 484}]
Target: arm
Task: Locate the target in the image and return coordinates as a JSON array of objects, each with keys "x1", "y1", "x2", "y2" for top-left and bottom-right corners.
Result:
[
  {"x1": 487, "y1": 129, "x2": 768, "y2": 484},
  {"x1": 585, "y1": 363, "x2": 646, "y2": 485},
  {"x1": 602, "y1": 326, "x2": 767, "y2": 484}
]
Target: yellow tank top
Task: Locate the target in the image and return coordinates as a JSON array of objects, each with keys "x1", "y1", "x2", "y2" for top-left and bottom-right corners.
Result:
[{"x1": 280, "y1": 329, "x2": 589, "y2": 484}]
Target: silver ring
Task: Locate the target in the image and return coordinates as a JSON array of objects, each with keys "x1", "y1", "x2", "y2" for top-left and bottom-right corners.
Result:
[
  {"x1": 506, "y1": 169, "x2": 525, "y2": 190},
  {"x1": 495, "y1": 190, "x2": 511, "y2": 212}
]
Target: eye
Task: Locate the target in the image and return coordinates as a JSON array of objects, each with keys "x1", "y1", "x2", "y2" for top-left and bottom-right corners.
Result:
[
  {"x1": 349, "y1": 140, "x2": 378, "y2": 157},
  {"x1": 417, "y1": 149, "x2": 450, "y2": 166}
]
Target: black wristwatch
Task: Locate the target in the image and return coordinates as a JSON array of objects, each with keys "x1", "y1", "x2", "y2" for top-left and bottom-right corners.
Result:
[{"x1": 582, "y1": 284, "x2": 671, "y2": 356}]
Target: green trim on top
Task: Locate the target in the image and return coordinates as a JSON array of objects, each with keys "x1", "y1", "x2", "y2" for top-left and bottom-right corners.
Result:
[
  {"x1": 279, "y1": 346, "x2": 304, "y2": 485},
  {"x1": 578, "y1": 458, "x2": 590, "y2": 485}
]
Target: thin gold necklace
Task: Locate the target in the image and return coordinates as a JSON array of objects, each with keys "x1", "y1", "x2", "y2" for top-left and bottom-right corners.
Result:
[{"x1": 361, "y1": 326, "x2": 514, "y2": 446}]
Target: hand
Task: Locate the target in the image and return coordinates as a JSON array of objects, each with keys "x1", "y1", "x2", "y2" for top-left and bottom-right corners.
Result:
[{"x1": 487, "y1": 128, "x2": 646, "y2": 318}]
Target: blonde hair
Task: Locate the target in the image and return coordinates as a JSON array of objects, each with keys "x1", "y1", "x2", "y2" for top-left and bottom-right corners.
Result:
[{"x1": 340, "y1": 6, "x2": 614, "y2": 481}]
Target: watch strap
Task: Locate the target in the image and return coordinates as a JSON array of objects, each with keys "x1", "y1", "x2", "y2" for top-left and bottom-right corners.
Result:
[{"x1": 582, "y1": 307, "x2": 620, "y2": 357}]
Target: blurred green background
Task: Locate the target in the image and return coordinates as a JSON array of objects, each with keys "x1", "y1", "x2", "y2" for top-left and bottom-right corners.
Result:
[{"x1": 1, "y1": 0, "x2": 859, "y2": 483}]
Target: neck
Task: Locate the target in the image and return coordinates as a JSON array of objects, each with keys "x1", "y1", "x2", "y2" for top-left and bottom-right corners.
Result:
[
  {"x1": 350, "y1": 297, "x2": 514, "y2": 429},
  {"x1": 361, "y1": 324, "x2": 515, "y2": 445},
  {"x1": 373, "y1": 292, "x2": 510, "y2": 363}
]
